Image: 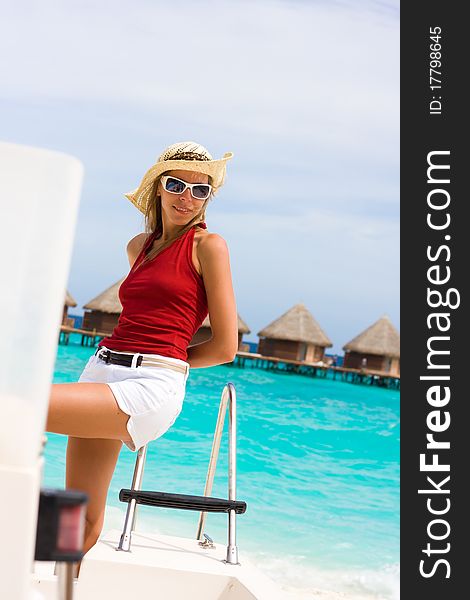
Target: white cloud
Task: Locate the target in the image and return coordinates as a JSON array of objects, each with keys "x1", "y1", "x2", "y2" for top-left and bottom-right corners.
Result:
[{"x1": 1, "y1": 1, "x2": 398, "y2": 142}]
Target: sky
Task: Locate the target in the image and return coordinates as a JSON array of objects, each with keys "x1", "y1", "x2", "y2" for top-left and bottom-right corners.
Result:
[{"x1": 0, "y1": 0, "x2": 399, "y2": 353}]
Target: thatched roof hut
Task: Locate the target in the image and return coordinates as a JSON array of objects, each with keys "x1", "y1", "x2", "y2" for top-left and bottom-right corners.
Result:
[
  {"x1": 83, "y1": 279, "x2": 125, "y2": 314},
  {"x1": 82, "y1": 278, "x2": 125, "y2": 333},
  {"x1": 65, "y1": 290, "x2": 77, "y2": 308},
  {"x1": 257, "y1": 303, "x2": 332, "y2": 362},
  {"x1": 190, "y1": 313, "x2": 251, "y2": 350},
  {"x1": 62, "y1": 289, "x2": 77, "y2": 326},
  {"x1": 343, "y1": 315, "x2": 400, "y2": 374}
]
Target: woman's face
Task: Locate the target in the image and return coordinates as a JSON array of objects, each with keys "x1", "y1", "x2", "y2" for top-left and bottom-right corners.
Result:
[{"x1": 158, "y1": 169, "x2": 209, "y2": 225}]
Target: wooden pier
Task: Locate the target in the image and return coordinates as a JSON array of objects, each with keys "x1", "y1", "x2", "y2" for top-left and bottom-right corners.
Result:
[
  {"x1": 231, "y1": 351, "x2": 400, "y2": 390},
  {"x1": 59, "y1": 325, "x2": 106, "y2": 347},
  {"x1": 58, "y1": 331, "x2": 399, "y2": 390}
]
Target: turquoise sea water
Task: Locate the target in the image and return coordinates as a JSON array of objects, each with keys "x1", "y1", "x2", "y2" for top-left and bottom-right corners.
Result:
[{"x1": 45, "y1": 337, "x2": 399, "y2": 599}]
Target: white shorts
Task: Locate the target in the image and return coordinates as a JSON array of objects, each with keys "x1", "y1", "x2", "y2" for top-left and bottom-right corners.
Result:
[{"x1": 78, "y1": 346, "x2": 190, "y2": 452}]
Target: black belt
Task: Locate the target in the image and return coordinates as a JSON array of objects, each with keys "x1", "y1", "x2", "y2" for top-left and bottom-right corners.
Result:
[
  {"x1": 95, "y1": 348, "x2": 143, "y2": 367},
  {"x1": 94, "y1": 347, "x2": 189, "y2": 375}
]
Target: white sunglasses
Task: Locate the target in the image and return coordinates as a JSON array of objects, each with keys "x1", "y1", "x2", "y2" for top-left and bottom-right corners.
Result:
[{"x1": 161, "y1": 175, "x2": 212, "y2": 200}]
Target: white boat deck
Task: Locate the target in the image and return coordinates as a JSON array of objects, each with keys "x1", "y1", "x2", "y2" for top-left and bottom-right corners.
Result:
[{"x1": 32, "y1": 528, "x2": 286, "y2": 599}]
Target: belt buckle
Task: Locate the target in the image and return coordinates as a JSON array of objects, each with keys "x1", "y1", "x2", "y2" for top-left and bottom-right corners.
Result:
[
  {"x1": 130, "y1": 353, "x2": 143, "y2": 368},
  {"x1": 102, "y1": 349, "x2": 111, "y2": 364}
]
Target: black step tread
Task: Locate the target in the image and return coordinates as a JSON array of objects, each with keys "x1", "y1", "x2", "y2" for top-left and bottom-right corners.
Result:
[{"x1": 119, "y1": 489, "x2": 246, "y2": 514}]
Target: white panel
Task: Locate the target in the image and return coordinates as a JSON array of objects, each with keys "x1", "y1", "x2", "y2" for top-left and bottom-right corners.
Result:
[{"x1": 0, "y1": 141, "x2": 83, "y2": 600}]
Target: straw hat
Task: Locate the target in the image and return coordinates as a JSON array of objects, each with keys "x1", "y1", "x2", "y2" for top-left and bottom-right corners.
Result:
[{"x1": 125, "y1": 141, "x2": 234, "y2": 215}]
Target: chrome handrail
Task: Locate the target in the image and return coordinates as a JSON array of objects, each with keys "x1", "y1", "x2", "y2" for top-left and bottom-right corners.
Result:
[
  {"x1": 116, "y1": 382, "x2": 239, "y2": 565},
  {"x1": 117, "y1": 444, "x2": 147, "y2": 551},
  {"x1": 196, "y1": 382, "x2": 239, "y2": 565}
]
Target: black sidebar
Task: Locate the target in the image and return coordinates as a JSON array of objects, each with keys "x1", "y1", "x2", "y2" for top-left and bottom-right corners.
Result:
[{"x1": 401, "y1": 4, "x2": 467, "y2": 599}]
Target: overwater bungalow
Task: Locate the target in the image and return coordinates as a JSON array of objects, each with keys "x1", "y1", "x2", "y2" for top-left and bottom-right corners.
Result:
[
  {"x1": 342, "y1": 314, "x2": 400, "y2": 375},
  {"x1": 257, "y1": 303, "x2": 333, "y2": 362},
  {"x1": 82, "y1": 278, "x2": 125, "y2": 334},
  {"x1": 190, "y1": 314, "x2": 251, "y2": 350},
  {"x1": 62, "y1": 290, "x2": 77, "y2": 326}
]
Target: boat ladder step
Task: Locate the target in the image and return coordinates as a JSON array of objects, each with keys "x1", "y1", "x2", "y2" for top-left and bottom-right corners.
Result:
[
  {"x1": 119, "y1": 489, "x2": 246, "y2": 514},
  {"x1": 117, "y1": 383, "x2": 242, "y2": 563}
]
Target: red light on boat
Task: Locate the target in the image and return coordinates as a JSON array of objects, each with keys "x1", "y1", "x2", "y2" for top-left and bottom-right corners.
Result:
[{"x1": 57, "y1": 504, "x2": 86, "y2": 553}]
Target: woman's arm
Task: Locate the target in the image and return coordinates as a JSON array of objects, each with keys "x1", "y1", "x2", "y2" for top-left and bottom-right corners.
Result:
[{"x1": 186, "y1": 233, "x2": 238, "y2": 368}]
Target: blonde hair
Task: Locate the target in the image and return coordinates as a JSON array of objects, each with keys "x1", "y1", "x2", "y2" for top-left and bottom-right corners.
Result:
[{"x1": 138, "y1": 171, "x2": 215, "y2": 266}]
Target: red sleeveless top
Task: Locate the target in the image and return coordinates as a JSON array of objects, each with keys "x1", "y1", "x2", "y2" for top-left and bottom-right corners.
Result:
[{"x1": 98, "y1": 223, "x2": 209, "y2": 361}]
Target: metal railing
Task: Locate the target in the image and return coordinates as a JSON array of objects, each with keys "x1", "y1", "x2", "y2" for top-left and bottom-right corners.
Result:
[
  {"x1": 196, "y1": 382, "x2": 238, "y2": 564},
  {"x1": 117, "y1": 444, "x2": 148, "y2": 552},
  {"x1": 116, "y1": 382, "x2": 240, "y2": 564}
]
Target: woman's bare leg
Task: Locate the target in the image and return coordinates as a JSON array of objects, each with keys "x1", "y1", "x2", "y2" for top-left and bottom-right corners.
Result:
[
  {"x1": 46, "y1": 382, "x2": 132, "y2": 442},
  {"x1": 66, "y1": 437, "x2": 123, "y2": 576}
]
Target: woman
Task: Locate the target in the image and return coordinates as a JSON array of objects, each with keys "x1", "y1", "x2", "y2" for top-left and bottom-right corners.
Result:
[{"x1": 46, "y1": 141, "x2": 238, "y2": 563}]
